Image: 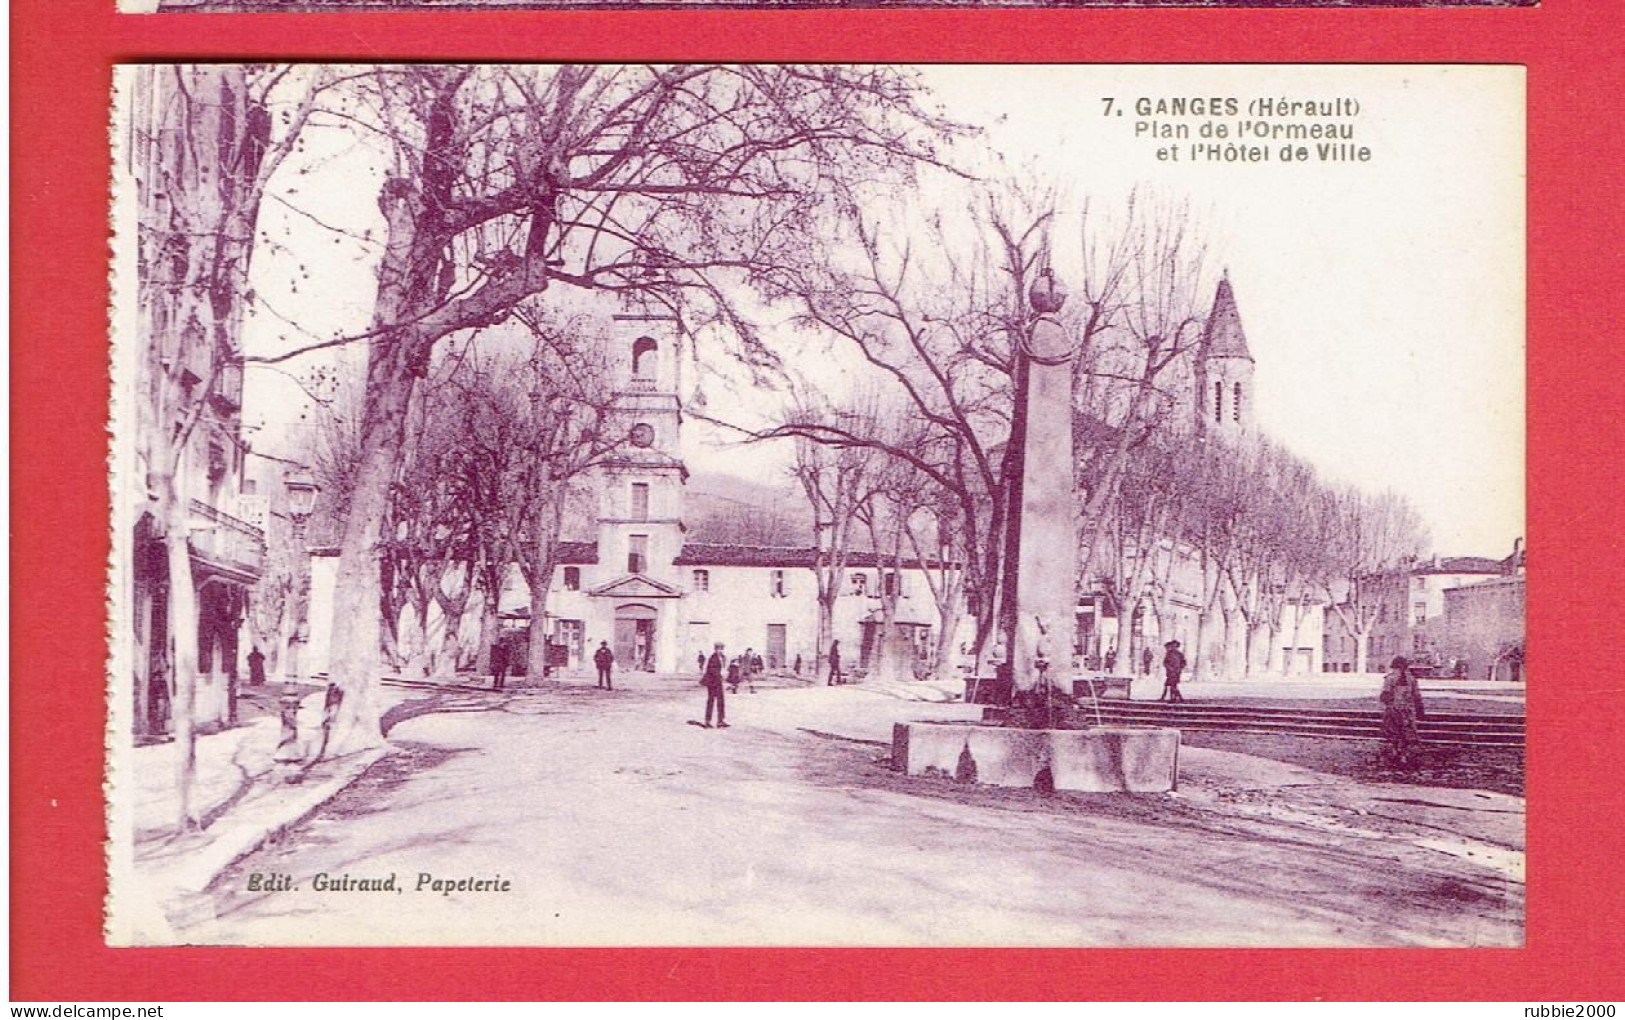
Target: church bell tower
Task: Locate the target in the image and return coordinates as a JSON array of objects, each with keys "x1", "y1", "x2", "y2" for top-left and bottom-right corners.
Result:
[
  {"x1": 1197, "y1": 272, "x2": 1256, "y2": 436},
  {"x1": 597, "y1": 312, "x2": 687, "y2": 581}
]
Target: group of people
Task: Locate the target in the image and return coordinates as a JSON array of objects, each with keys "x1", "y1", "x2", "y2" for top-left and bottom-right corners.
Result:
[
  {"x1": 694, "y1": 647, "x2": 766, "y2": 694},
  {"x1": 1159, "y1": 642, "x2": 1428, "y2": 768},
  {"x1": 625, "y1": 633, "x2": 1431, "y2": 767}
]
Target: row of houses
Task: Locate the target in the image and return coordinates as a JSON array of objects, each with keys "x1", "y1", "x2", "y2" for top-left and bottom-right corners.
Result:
[{"x1": 1324, "y1": 545, "x2": 1527, "y2": 679}]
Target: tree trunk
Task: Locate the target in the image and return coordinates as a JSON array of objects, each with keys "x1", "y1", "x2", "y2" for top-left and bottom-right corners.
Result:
[
  {"x1": 324, "y1": 346, "x2": 419, "y2": 755},
  {"x1": 526, "y1": 493, "x2": 565, "y2": 679},
  {"x1": 476, "y1": 588, "x2": 501, "y2": 676},
  {"x1": 162, "y1": 489, "x2": 202, "y2": 833},
  {"x1": 871, "y1": 585, "x2": 907, "y2": 683},
  {"x1": 1284, "y1": 596, "x2": 1307, "y2": 676},
  {"x1": 410, "y1": 593, "x2": 434, "y2": 678},
  {"x1": 932, "y1": 606, "x2": 962, "y2": 681},
  {"x1": 814, "y1": 590, "x2": 836, "y2": 683}
]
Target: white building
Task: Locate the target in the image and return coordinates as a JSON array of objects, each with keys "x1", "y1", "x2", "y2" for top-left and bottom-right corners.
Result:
[{"x1": 306, "y1": 312, "x2": 954, "y2": 679}]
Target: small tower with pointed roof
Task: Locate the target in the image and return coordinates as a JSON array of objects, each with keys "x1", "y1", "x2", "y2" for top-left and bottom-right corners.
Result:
[{"x1": 1196, "y1": 271, "x2": 1256, "y2": 435}]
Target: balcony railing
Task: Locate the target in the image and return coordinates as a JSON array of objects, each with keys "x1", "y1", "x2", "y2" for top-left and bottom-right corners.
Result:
[{"x1": 188, "y1": 498, "x2": 266, "y2": 580}]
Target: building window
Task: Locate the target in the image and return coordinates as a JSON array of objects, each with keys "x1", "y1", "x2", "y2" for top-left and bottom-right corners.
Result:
[
  {"x1": 630, "y1": 482, "x2": 650, "y2": 522},
  {"x1": 1214, "y1": 380, "x2": 1224, "y2": 424},
  {"x1": 770, "y1": 569, "x2": 786, "y2": 597},
  {"x1": 1413, "y1": 601, "x2": 1427, "y2": 626},
  {"x1": 692, "y1": 569, "x2": 710, "y2": 592},
  {"x1": 557, "y1": 619, "x2": 584, "y2": 660},
  {"x1": 207, "y1": 438, "x2": 228, "y2": 484},
  {"x1": 883, "y1": 571, "x2": 901, "y2": 597},
  {"x1": 628, "y1": 535, "x2": 648, "y2": 574},
  {"x1": 563, "y1": 566, "x2": 581, "y2": 591},
  {"x1": 1233, "y1": 382, "x2": 1242, "y2": 423},
  {"x1": 850, "y1": 573, "x2": 868, "y2": 596},
  {"x1": 632, "y1": 336, "x2": 658, "y2": 379}
]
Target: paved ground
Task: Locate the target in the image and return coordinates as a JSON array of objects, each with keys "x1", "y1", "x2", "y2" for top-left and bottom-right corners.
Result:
[{"x1": 181, "y1": 672, "x2": 1524, "y2": 948}]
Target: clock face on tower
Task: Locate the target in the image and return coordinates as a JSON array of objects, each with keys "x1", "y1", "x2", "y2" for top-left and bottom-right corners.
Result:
[{"x1": 629, "y1": 423, "x2": 655, "y2": 448}]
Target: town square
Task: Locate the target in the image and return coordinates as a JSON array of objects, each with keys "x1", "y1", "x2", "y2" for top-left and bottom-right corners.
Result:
[{"x1": 104, "y1": 63, "x2": 1526, "y2": 947}]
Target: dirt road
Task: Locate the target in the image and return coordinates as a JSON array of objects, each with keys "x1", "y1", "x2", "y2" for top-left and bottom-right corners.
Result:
[{"x1": 185, "y1": 675, "x2": 1523, "y2": 947}]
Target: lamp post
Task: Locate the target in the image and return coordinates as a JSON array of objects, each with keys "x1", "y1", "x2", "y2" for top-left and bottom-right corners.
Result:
[
  {"x1": 272, "y1": 467, "x2": 320, "y2": 764},
  {"x1": 998, "y1": 265, "x2": 1082, "y2": 725},
  {"x1": 279, "y1": 468, "x2": 320, "y2": 679}
]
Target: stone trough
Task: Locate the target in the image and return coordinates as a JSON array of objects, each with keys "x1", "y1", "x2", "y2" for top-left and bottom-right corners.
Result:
[{"x1": 892, "y1": 721, "x2": 1181, "y2": 793}]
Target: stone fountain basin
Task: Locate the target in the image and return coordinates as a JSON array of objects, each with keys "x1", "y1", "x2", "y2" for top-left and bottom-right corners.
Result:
[{"x1": 892, "y1": 721, "x2": 1180, "y2": 793}]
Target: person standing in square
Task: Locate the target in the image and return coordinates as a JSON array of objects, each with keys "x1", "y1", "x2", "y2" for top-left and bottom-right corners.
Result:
[
  {"x1": 594, "y1": 640, "x2": 615, "y2": 690},
  {"x1": 1161, "y1": 641, "x2": 1187, "y2": 703},
  {"x1": 702, "y1": 642, "x2": 728, "y2": 728}
]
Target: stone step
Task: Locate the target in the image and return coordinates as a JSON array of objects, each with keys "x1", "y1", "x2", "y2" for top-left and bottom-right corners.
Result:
[
  {"x1": 1089, "y1": 704, "x2": 1523, "y2": 733},
  {"x1": 1003, "y1": 701, "x2": 1525, "y2": 748}
]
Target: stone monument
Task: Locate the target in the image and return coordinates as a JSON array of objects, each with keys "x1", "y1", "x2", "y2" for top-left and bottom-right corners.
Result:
[{"x1": 892, "y1": 265, "x2": 1181, "y2": 793}]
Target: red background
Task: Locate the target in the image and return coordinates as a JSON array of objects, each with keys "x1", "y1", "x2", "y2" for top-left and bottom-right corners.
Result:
[{"x1": 11, "y1": 0, "x2": 1624, "y2": 1000}]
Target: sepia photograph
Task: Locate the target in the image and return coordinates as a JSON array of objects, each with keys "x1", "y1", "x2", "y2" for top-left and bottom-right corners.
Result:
[{"x1": 105, "y1": 63, "x2": 1525, "y2": 949}]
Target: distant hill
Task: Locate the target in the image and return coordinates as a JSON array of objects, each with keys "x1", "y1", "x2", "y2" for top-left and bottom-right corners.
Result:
[{"x1": 684, "y1": 471, "x2": 813, "y2": 546}]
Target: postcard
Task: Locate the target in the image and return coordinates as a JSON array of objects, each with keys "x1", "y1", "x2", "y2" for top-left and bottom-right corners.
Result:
[{"x1": 105, "y1": 63, "x2": 1525, "y2": 948}]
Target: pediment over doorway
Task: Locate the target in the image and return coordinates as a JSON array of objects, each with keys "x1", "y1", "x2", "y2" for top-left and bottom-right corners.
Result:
[{"x1": 587, "y1": 573, "x2": 683, "y2": 599}]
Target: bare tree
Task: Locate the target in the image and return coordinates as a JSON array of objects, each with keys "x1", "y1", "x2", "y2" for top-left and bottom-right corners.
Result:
[
  {"x1": 507, "y1": 312, "x2": 624, "y2": 681},
  {"x1": 1096, "y1": 436, "x2": 1189, "y2": 674},
  {"x1": 852, "y1": 414, "x2": 943, "y2": 684},
  {"x1": 1316, "y1": 486, "x2": 1431, "y2": 674},
  {"x1": 130, "y1": 66, "x2": 319, "y2": 830},
  {"x1": 239, "y1": 65, "x2": 962, "y2": 751},
  {"x1": 305, "y1": 312, "x2": 620, "y2": 684},
  {"x1": 756, "y1": 189, "x2": 1211, "y2": 680},
  {"x1": 1071, "y1": 195, "x2": 1214, "y2": 591},
  {"x1": 900, "y1": 477, "x2": 968, "y2": 681}
]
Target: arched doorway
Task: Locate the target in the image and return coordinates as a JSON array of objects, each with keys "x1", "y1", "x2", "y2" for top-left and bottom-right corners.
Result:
[{"x1": 613, "y1": 603, "x2": 658, "y2": 672}]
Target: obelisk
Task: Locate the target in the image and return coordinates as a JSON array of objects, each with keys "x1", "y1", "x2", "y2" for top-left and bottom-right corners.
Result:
[{"x1": 1009, "y1": 273, "x2": 1078, "y2": 698}]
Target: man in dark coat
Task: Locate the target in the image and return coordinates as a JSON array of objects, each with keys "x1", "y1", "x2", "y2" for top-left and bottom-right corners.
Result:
[
  {"x1": 247, "y1": 646, "x2": 267, "y2": 686},
  {"x1": 701, "y1": 642, "x2": 728, "y2": 728},
  {"x1": 1161, "y1": 640, "x2": 1187, "y2": 703},
  {"x1": 593, "y1": 641, "x2": 615, "y2": 690},
  {"x1": 827, "y1": 640, "x2": 843, "y2": 686},
  {"x1": 491, "y1": 640, "x2": 509, "y2": 691}
]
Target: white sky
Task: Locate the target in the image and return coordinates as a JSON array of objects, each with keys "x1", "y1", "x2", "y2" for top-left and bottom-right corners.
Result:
[{"x1": 241, "y1": 64, "x2": 1525, "y2": 558}]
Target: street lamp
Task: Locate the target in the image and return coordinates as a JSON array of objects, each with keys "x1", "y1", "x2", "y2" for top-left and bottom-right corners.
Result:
[
  {"x1": 273, "y1": 466, "x2": 321, "y2": 764},
  {"x1": 279, "y1": 467, "x2": 321, "y2": 680},
  {"x1": 284, "y1": 469, "x2": 320, "y2": 525}
]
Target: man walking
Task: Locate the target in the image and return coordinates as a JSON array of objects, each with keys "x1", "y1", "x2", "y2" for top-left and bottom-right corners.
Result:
[
  {"x1": 701, "y1": 642, "x2": 729, "y2": 728},
  {"x1": 1161, "y1": 640, "x2": 1187, "y2": 703},
  {"x1": 827, "y1": 640, "x2": 843, "y2": 686},
  {"x1": 593, "y1": 640, "x2": 615, "y2": 690}
]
